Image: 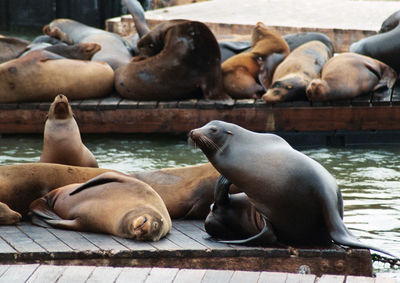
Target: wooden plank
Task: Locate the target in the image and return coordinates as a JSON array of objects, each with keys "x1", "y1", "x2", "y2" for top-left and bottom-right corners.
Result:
[
  {"x1": 26, "y1": 265, "x2": 66, "y2": 283},
  {"x1": 165, "y1": 227, "x2": 207, "y2": 250},
  {"x1": 351, "y1": 93, "x2": 371, "y2": 107},
  {"x1": 116, "y1": 267, "x2": 152, "y2": 283},
  {"x1": 138, "y1": 101, "x2": 158, "y2": 109},
  {"x1": 173, "y1": 269, "x2": 206, "y2": 283},
  {"x1": 201, "y1": 270, "x2": 234, "y2": 283},
  {"x1": 345, "y1": 276, "x2": 375, "y2": 283},
  {"x1": 47, "y1": 228, "x2": 99, "y2": 252},
  {"x1": 118, "y1": 99, "x2": 138, "y2": 109},
  {"x1": 86, "y1": 266, "x2": 123, "y2": 283},
  {"x1": 229, "y1": 270, "x2": 260, "y2": 283},
  {"x1": 0, "y1": 265, "x2": 10, "y2": 277},
  {"x1": 374, "y1": 276, "x2": 398, "y2": 283},
  {"x1": 99, "y1": 96, "x2": 122, "y2": 110},
  {"x1": 159, "y1": 101, "x2": 178, "y2": 109},
  {"x1": 79, "y1": 231, "x2": 130, "y2": 251},
  {"x1": 178, "y1": 99, "x2": 198, "y2": 109},
  {"x1": 0, "y1": 264, "x2": 39, "y2": 283},
  {"x1": 69, "y1": 99, "x2": 82, "y2": 110},
  {"x1": 258, "y1": 271, "x2": 288, "y2": 282},
  {"x1": 112, "y1": 236, "x2": 157, "y2": 251},
  {"x1": 149, "y1": 236, "x2": 182, "y2": 251},
  {"x1": 0, "y1": 225, "x2": 45, "y2": 253},
  {"x1": 173, "y1": 221, "x2": 233, "y2": 250},
  {"x1": 56, "y1": 265, "x2": 96, "y2": 283},
  {"x1": 79, "y1": 99, "x2": 100, "y2": 110},
  {"x1": 371, "y1": 89, "x2": 391, "y2": 106},
  {"x1": 318, "y1": 274, "x2": 345, "y2": 283},
  {"x1": 0, "y1": 234, "x2": 17, "y2": 254},
  {"x1": 18, "y1": 223, "x2": 72, "y2": 253},
  {"x1": 234, "y1": 99, "x2": 255, "y2": 108},
  {"x1": 286, "y1": 273, "x2": 316, "y2": 283},
  {"x1": 145, "y1": 268, "x2": 180, "y2": 283}
]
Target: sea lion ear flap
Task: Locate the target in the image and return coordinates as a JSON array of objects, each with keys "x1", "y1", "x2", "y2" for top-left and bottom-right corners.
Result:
[{"x1": 214, "y1": 175, "x2": 231, "y2": 206}]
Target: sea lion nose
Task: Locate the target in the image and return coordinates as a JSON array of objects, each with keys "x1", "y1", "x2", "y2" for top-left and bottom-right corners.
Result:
[
  {"x1": 189, "y1": 130, "x2": 194, "y2": 138},
  {"x1": 59, "y1": 94, "x2": 63, "y2": 98}
]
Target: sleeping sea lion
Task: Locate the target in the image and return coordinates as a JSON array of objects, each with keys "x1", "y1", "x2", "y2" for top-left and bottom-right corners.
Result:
[{"x1": 29, "y1": 172, "x2": 171, "y2": 241}]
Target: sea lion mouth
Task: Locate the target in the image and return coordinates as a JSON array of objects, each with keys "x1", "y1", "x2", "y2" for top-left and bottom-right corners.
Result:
[
  {"x1": 133, "y1": 216, "x2": 148, "y2": 231},
  {"x1": 54, "y1": 101, "x2": 69, "y2": 115}
]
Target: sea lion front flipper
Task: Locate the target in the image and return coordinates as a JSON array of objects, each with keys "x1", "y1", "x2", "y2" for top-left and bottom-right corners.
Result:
[
  {"x1": 29, "y1": 198, "x2": 63, "y2": 228},
  {"x1": 214, "y1": 175, "x2": 232, "y2": 206},
  {"x1": 69, "y1": 172, "x2": 125, "y2": 196}
]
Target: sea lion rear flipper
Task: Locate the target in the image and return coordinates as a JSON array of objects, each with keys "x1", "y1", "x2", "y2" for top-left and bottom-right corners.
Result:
[
  {"x1": 45, "y1": 219, "x2": 81, "y2": 231},
  {"x1": 69, "y1": 172, "x2": 125, "y2": 196},
  {"x1": 29, "y1": 197, "x2": 63, "y2": 228}
]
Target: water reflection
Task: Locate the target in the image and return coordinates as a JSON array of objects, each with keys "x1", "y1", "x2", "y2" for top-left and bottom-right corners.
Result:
[{"x1": 0, "y1": 134, "x2": 399, "y2": 274}]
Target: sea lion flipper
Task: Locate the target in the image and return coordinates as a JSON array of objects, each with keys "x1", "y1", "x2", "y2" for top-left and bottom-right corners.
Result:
[
  {"x1": 214, "y1": 175, "x2": 232, "y2": 205},
  {"x1": 29, "y1": 198, "x2": 62, "y2": 221},
  {"x1": 39, "y1": 50, "x2": 66, "y2": 62},
  {"x1": 258, "y1": 52, "x2": 286, "y2": 89},
  {"x1": 45, "y1": 219, "x2": 81, "y2": 230},
  {"x1": 69, "y1": 172, "x2": 124, "y2": 196}
]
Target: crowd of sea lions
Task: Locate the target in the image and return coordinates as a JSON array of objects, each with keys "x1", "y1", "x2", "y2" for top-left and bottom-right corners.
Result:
[
  {"x1": 1, "y1": 1, "x2": 399, "y2": 103},
  {"x1": 0, "y1": 1, "x2": 398, "y2": 257}
]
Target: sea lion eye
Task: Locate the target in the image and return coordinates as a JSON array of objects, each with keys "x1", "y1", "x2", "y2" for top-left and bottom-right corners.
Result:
[
  {"x1": 210, "y1": 127, "x2": 218, "y2": 133},
  {"x1": 257, "y1": 56, "x2": 263, "y2": 61},
  {"x1": 286, "y1": 85, "x2": 293, "y2": 89},
  {"x1": 149, "y1": 43, "x2": 154, "y2": 48}
]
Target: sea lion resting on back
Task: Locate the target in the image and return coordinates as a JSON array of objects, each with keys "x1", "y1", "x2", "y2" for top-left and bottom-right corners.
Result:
[
  {"x1": 29, "y1": 172, "x2": 172, "y2": 241},
  {"x1": 40, "y1": 94, "x2": 98, "y2": 168},
  {"x1": 221, "y1": 22, "x2": 290, "y2": 99},
  {"x1": 189, "y1": 120, "x2": 393, "y2": 256}
]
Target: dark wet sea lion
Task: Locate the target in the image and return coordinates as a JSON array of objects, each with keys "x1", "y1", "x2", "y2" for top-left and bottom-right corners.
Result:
[
  {"x1": 0, "y1": 50, "x2": 114, "y2": 103},
  {"x1": 40, "y1": 94, "x2": 98, "y2": 168},
  {"x1": 379, "y1": 10, "x2": 400, "y2": 33},
  {"x1": 262, "y1": 41, "x2": 332, "y2": 103},
  {"x1": 306, "y1": 53, "x2": 397, "y2": 101},
  {"x1": 221, "y1": 22, "x2": 290, "y2": 99},
  {"x1": 189, "y1": 120, "x2": 394, "y2": 256},
  {"x1": 29, "y1": 172, "x2": 171, "y2": 241},
  {"x1": 350, "y1": 24, "x2": 400, "y2": 74},
  {"x1": 0, "y1": 36, "x2": 30, "y2": 63},
  {"x1": 44, "y1": 18, "x2": 132, "y2": 70},
  {"x1": 115, "y1": 20, "x2": 228, "y2": 101}
]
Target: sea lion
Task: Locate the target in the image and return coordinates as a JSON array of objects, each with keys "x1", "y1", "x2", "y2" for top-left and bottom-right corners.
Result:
[
  {"x1": 189, "y1": 120, "x2": 393, "y2": 256},
  {"x1": 21, "y1": 42, "x2": 101, "y2": 60},
  {"x1": 306, "y1": 53, "x2": 397, "y2": 101},
  {"x1": 43, "y1": 18, "x2": 132, "y2": 70},
  {"x1": 350, "y1": 23, "x2": 400, "y2": 74},
  {"x1": 40, "y1": 94, "x2": 98, "y2": 168},
  {"x1": 122, "y1": 0, "x2": 150, "y2": 39},
  {"x1": 0, "y1": 36, "x2": 30, "y2": 63},
  {"x1": 115, "y1": 20, "x2": 228, "y2": 101},
  {"x1": 0, "y1": 202, "x2": 22, "y2": 225},
  {"x1": 379, "y1": 10, "x2": 400, "y2": 33},
  {"x1": 0, "y1": 162, "x2": 232, "y2": 224},
  {"x1": 0, "y1": 163, "x2": 113, "y2": 222},
  {"x1": 221, "y1": 22, "x2": 290, "y2": 99},
  {"x1": 261, "y1": 41, "x2": 332, "y2": 103},
  {"x1": 29, "y1": 172, "x2": 172, "y2": 241},
  {"x1": 0, "y1": 49, "x2": 114, "y2": 103}
]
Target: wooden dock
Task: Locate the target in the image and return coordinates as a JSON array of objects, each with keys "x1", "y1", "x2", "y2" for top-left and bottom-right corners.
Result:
[
  {"x1": 0, "y1": 221, "x2": 376, "y2": 278},
  {"x1": 1, "y1": 86, "x2": 400, "y2": 146}
]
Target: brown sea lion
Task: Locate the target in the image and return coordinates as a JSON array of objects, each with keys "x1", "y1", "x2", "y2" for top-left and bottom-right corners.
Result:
[
  {"x1": 29, "y1": 172, "x2": 171, "y2": 241},
  {"x1": 221, "y1": 22, "x2": 290, "y2": 99},
  {"x1": 189, "y1": 120, "x2": 393, "y2": 256},
  {"x1": 350, "y1": 23, "x2": 400, "y2": 74},
  {"x1": 0, "y1": 50, "x2": 114, "y2": 103},
  {"x1": 21, "y1": 42, "x2": 101, "y2": 60},
  {"x1": 0, "y1": 202, "x2": 22, "y2": 225},
  {"x1": 0, "y1": 162, "x2": 232, "y2": 224},
  {"x1": 262, "y1": 41, "x2": 332, "y2": 103},
  {"x1": 306, "y1": 53, "x2": 397, "y2": 101},
  {"x1": 115, "y1": 20, "x2": 228, "y2": 101},
  {"x1": 40, "y1": 94, "x2": 98, "y2": 168},
  {"x1": 0, "y1": 36, "x2": 30, "y2": 63},
  {"x1": 43, "y1": 18, "x2": 132, "y2": 70}
]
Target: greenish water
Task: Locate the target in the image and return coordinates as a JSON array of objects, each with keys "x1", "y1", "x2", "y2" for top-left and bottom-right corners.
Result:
[{"x1": 0, "y1": 134, "x2": 399, "y2": 277}]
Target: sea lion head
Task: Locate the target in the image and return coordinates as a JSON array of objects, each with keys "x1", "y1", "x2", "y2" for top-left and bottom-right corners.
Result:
[
  {"x1": 0, "y1": 202, "x2": 22, "y2": 225},
  {"x1": 79, "y1": 43, "x2": 101, "y2": 60},
  {"x1": 251, "y1": 22, "x2": 270, "y2": 46},
  {"x1": 306, "y1": 79, "x2": 329, "y2": 101},
  {"x1": 48, "y1": 94, "x2": 73, "y2": 120},
  {"x1": 121, "y1": 208, "x2": 167, "y2": 241},
  {"x1": 262, "y1": 76, "x2": 308, "y2": 103},
  {"x1": 189, "y1": 120, "x2": 233, "y2": 158}
]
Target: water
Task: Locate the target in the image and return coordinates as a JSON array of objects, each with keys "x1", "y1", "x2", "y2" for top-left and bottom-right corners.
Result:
[{"x1": 0, "y1": 134, "x2": 399, "y2": 277}]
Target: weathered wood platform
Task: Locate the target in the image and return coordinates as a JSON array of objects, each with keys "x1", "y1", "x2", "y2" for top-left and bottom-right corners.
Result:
[
  {"x1": 0, "y1": 221, "x2": 374, "y2": 278},
  {"x1": 1, "y1": 87, "x2": 400, "y2": 146},
  {"x1": 106, "y1": 0, "x2": 400, "y2": 52},
  {"x1": 0, "y1": 265, "x2": 396, "y2": 283}
]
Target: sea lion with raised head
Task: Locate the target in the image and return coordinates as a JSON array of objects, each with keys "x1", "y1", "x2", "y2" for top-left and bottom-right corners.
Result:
[
  {"x1": 262, "y1": 41, "x2": 332, "y2": 103},
  {"x1": 29, "y1": 172, "x2": 171, "y2": 241},
  {"x1": 306, "y1": 53, "x2": 397, "y2": 101},
  {"x1": 221, "y1": 22, "x2": 290, "y2": 99},
  {"x1": 189, "y1": 120, "x2": 394, "y2": 256},
  {"x1": 40, "y1": 94, "x2": 98, "y2": 168}
]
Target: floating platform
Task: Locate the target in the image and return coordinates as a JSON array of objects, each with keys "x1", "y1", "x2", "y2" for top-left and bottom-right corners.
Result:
[
  {"x1": 106, "y1": 0, "x2": 400, "y2": 52},
  {"x1": 1, "y1": 87, "x2": 400, "y2": 146},
  {"x1": 0, "y1": 221, "x2": 375, "y2": 278}
]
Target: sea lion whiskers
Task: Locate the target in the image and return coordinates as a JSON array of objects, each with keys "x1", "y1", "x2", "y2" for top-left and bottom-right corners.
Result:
[{"x1": 199, "y1": 135, "x2": 223, "y2": 153}]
